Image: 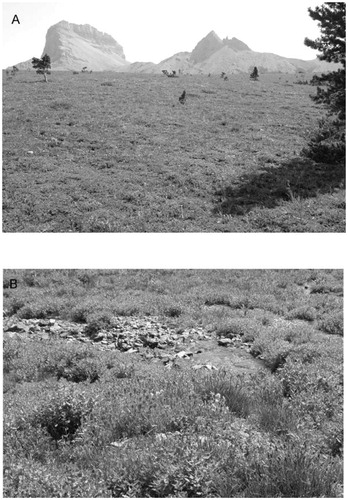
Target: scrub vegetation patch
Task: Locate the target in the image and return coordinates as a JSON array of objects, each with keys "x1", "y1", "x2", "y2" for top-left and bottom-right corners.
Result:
[{"x1": 3, "y1": 269, "x2": 343, "y2": 497}]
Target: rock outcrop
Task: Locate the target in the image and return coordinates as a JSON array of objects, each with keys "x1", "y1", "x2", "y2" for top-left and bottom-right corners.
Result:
[
  {"x1": 190, "y1": 32, "x2": 251, "y2": 65},
  {"x1": 14, "y1": 20, "x2": 130, "y2": 71}
]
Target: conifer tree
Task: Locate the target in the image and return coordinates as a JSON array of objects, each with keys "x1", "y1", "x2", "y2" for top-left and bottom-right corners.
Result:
[
  {"x1": 305, "y1": 3, "x2": 345, "y2": 119},
  {"x1": 32, "y1": 54, "x2": 51, "y2": 82},
  {"x1": 304, "y1": 3, "x2": 345, "y2": 163},
  {"x1": 250, "y1": 66, "x2": 259, "y2": 81}
]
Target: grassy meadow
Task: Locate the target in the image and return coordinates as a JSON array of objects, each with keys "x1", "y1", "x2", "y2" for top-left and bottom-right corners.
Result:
[
  {"x1": 3, "y1": 71, "x2": 345, "y2": 232},
  {"x1": 3, "y1": 269, "x2": 343, "y2": 497}
]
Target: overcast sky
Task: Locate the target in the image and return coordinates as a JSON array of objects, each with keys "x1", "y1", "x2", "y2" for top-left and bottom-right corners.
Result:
[{"x1": 3, "y1": 0, "x2": 323, "y2": 68}]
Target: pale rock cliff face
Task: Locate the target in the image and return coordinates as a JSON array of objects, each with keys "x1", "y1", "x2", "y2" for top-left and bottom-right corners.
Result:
[
  {"x1": 42, "y1": 21, "x2": 129, "y2": 70},
  {"x1": 14, "y1": 20, "x2": 130, "y2": 71},
  {"x1": 190, "y1": 30, "x2": 224, "y2": 64}
]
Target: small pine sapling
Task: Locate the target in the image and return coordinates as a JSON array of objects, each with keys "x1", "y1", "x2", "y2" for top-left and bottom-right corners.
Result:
[{"x1": 250, "y1": 66, "x2": 259, "y2": 81}]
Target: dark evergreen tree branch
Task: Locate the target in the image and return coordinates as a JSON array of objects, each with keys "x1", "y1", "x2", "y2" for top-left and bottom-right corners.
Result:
[
  {"x1": 304, "y1": 3, "x2": 346, "y2": 119},
  {"x1": 302, "y1": 3, "x2": 345, "y2": 164}
]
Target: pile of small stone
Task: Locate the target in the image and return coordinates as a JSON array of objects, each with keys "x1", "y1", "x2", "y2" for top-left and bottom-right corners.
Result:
[
  {"x1": 217, "y1": 336, "x2": 252, "y2": 352},
  {"x1": 3, "y1": 316, "x2": 212, "y2": 352},
  {"x1": 3, "y1": 316, "x2": 253, "y2": 370}
]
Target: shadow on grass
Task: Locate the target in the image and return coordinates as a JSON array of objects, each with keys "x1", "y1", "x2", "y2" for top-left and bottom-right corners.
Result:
[{"x1": 214, "y1": 157, "x2": 345, "y2": 216}]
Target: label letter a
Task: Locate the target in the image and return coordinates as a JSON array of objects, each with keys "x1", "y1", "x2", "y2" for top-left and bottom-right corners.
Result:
[{"x1": 12, "y1": 15, "x2": 20, "y2": 24}]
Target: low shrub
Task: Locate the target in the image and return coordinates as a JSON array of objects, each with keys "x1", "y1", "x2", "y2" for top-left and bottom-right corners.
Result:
[
  {"x1": 3, "y1": 458, "x2": 107, "y2": 497},
  {"x1": 105, "y1": 432, "x2": 223, "y2": 498},
  {"x1": 113, "y1": 304, "x2": 139, "y2": 316},
  {"x1": 286, "y1": 306, "x2": 317, "y2": 322},
  {"x1": 56, "y1": 357, "x2": 100, "y2": 383},
  {"x1": 283, "y1": 325, "x2": 313, "y2": 344},
  {"x1": 251, "y1": 330, "x2": 291, "y2": 372},
  {"x1": 164, "y1": 306, "x2": 182, "y2": 318},
  {"x1": 101, "y1": 362, "x2": 135, "y2": 381},
  {"x1": 243, "y1": 440, "x2": 342, "y2": 497},
  {"x1": 2, "y1": 336, "x2": 106, "y2": 385},
  {"x1": 288, "y1": 344, "x2": 322, "y2": 364},
  {"x1": 319, "y1": 312, "x2": 343, "y2": 336},
  {"x1": 229, "y1": 295, "x2": 257, "y2": 312},
  {"x1": 3, "y1": 338, "x2": 21, "y2": 373},
  {"x1": 3, "y1": 372, "x2": 18, "y2": 394},
  {"x1": 251, "y1": 322, "x2": 316, "y2": 371},
  {"x1": 7, "y1": 297, "x2": 26, "y2": 315},
  {"x1": 326, "y1": 427, "x2": 343, "y2": 458},
  {"x1": 216, "y1": 318, "x2": 258, "y2": 341},
  {"x1": 204, "y1": 294, "x2": 231, "y2": 307},
  {"x1": 19, "y1": 301, "x2": 61, "y2": 319},
  {"x1": 76, "y1": 271, "x2": 98, "y2": 288},
  {"x1": 85, "y1": 311, "x2": 113, "y2": 336},
  {"x1": 261, "y1": 314, "x2": 272, "y2": 326},
  {"x1": 70, "y1": 305, "x2": 90, "y2": 323},
  {"x1": 193, "y1": 370, "x2": 251, "y2": 418},
  {"x1": 29, "y1": 382, "x2": 96, "y2": 444},
  {"x1": 22, "y1": 271, "x2": 40, "y2": 287}
]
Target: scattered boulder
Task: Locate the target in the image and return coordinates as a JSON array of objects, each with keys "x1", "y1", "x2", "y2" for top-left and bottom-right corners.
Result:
[
  {"x1": 193, "y1": 364, "x2": 218, "y2": 371},
  {"x1": 5, "y1": 322, "x2": 29, "y2": 333},
  {"x1": 218, "y1": 337, "x2": 234, "y2": 346},
  {"x1": 110, "y1": 439, "x2": 129, "y2": 448},
  {"x1": 93, "y1": 331, "x2": 106, "y2": 342}
]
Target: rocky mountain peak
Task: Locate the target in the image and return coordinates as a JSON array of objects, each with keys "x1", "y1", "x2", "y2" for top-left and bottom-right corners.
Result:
[
  {"x1": 190, "y1": 30, "x2": 224, "y2": 63},
  {"x1": 46, "y1": 21, "x2": 125, "y2": 56},
  {"x1": 206, "y1": 30, "x2": 222, "y2": 42},
  {"x1": 223, "y1": 36, "x2": 251, "y2": 51},
  {"x1": 39, "y1": 20, "x2": 128, "y2": 70}
]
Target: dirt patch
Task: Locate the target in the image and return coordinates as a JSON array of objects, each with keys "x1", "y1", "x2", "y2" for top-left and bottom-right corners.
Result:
[{"x1": 187, "y1": 338, "x2": 264, "y2": 374}]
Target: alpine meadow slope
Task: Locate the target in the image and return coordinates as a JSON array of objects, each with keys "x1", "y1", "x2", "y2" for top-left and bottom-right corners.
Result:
[
  {"x1": 3, "y1": 71, "x2": 345, "y2": 232},
  {"x1": 3, "y1": 19, "x2": 345, "y2": 232}
]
